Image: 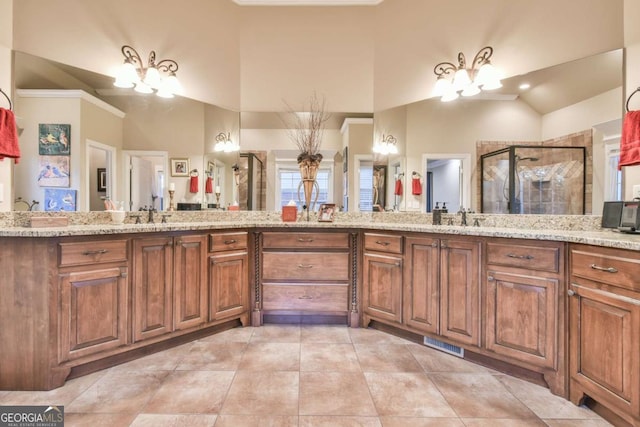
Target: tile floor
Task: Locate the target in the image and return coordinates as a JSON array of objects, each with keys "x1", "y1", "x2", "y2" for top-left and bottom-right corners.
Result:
[{"x1": 0, "y1": 325, "x2": 613, "y2": 427}]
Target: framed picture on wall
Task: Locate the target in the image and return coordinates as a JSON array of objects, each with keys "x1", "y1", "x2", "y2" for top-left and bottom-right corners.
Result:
[
  {"x1": 343, "y1": 147, "x2": 348, "y2": 173},
  {"x1": 171, "y1": 158, "x2": 190, "y2": 177},
  {"x1": 97, "y1": 168, "x2": 106, "y2": 192},
  {"x1": 38, "y1": 124, "x2": 71, "y2": 155}
]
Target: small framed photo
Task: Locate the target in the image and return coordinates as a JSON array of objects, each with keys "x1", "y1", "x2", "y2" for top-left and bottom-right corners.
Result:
[
  {"x1": 97, "y1": 168, "x2": 106, "y2": 192},
  {"x1": 171, "y1": 158, "x2": 190, "y2": 177},
  {"x1": 318, "y1": 203, "x2": 336, "y2": 222}
]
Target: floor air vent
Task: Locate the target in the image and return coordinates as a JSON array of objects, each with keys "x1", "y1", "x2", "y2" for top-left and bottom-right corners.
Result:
[{"x1": 423, "y1": 337, "x2": 464, "y2": 358}]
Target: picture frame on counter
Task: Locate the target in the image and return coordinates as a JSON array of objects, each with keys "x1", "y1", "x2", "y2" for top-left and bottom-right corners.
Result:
[{"x1": 318, "y1": 203, "x2": 336, "y2": 222}]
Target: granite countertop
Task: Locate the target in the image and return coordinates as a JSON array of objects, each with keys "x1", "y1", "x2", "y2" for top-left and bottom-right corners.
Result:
[{"x1": 1, "y1": 211, "x2": 639, "y2": 251}]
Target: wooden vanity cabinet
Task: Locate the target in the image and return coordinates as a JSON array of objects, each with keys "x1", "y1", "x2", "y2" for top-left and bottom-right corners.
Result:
[
  {"x1": 569, "y1": 244, "x2": 640, "y2": 426},
  {"x1": 363, "y1": 233, "x2": 404, "y2": 325},
  {"x1": 208, "y1": 231, "x2": 250, "y2": 324},
  {"x1": 132, "y1": 233, "x2": 207, "y2": 342},
  {"x1": 259, "y1": 231, "x2": 352, "y2": 323},
  {"x1": 58, "y1": 238, "x2": 129, "y2": 363}
]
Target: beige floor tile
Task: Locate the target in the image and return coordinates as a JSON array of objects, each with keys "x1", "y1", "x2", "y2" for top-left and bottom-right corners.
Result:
[
  {"x1": 130, "y1": 413, "x2": 217, "y2": 426},
  {"x1": 0, "y1": 370, "x2": 107, "y2": 406},
  {"x1": 348, "y1": 327, "x2": 410, "y2": 345},
  {"x1": 109, "y1": 342, "x2": 194, "y2": 372},
  {"x1": 429, "y1": 373, "x2": 537, "y2": 419},
  {"x1": 543, "y1": 420, "x2": 614, "y2": 426},
  {"x1": 379, "y1": 417, "x2": 465, "y2": 427},
  {"x1": 64, "y1": 412, "x2": 137, "y2": 427},
  {"x1": 221, "y1": 371, "x2": 299, "y2": 415},
  {"x1": 299, "y1": 371, "x2": 377, "y2": 416},
  {"x1": 301, "y1": 325, "x2": 352, "y2": 343},
  {"x1": 65, "y1": 370, "x2": 170, "y2": 413},
  {"x1": 176, "y1": 342, "x2": 247, "y2": 370},
  {"x1": 198, "y1": 326, "x2": 256, "y2": 343},
  {"x1": 143, "y1": 370, "x2": 235, "y2": 414},
  {"x1": 365, "y1": 372, "x2": 456, "y2": 417},
  {"x1": 354, "y1": 344, "x2": 423, "y2": 372},
  {"x1": 299, "y1": 415, "x2": 382, "y2": 426},
  {"x1": 407, "y1": 343, "x2": 495, "y2": 374},
  {"x1": 300, "y1": 343, "x2": 361, "y2": 372},
  {"x1": 250, "y1": 324, "x2": 301, "y2": 343},
  {"x1": 496, "y1": 375, "x2": 602, "y2": 420},
  {"x1": 214, "y1": 415, "x2": 299, "y2": 426},
  {"x1": 238, "y1": 342, "x2": 300, "y2": 371},
  {"x1": 461, "y1": 419, "x2": 548, "y2": 426}
]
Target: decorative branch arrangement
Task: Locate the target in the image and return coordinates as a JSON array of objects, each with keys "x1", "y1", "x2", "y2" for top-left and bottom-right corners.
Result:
[{"x1": 281, "y1": 92, "x2": 331, "y2": 163}]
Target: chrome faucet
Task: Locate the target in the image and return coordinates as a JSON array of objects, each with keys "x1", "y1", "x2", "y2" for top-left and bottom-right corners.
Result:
[{"x1": 139, "y1": 206, "x2": 157, "y2": 223}]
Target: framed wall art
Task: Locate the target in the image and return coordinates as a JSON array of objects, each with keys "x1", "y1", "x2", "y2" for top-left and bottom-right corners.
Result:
[
  {"x1": 37, "y1": 155, "x2": 70, "y2": 187},
  {"x1": 97, "y1": 168, "x2": 106, "y2": 192},
  {"x1": 38, "y1": 124, "x2": 70, "y2": 155},
  {"x1": 171, "y1": 158, "x2": 190, "y2": 177},
  {"x1": 44, "y1": 188, "x2": 76, "y2": 211}
]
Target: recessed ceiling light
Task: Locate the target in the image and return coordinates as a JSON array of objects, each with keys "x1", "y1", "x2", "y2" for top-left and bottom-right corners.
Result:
[{"x1": 519, "y1": 83, "x2": 531, "y2": 90}]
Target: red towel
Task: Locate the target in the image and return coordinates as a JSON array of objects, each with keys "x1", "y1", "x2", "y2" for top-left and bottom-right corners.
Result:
[
  {"x1": 189, "y1": 175, "x2": 199, "y2": 193},
  {"x1": 0, "y1": 108, "x2": 20, "y2": 163},
  {"x1": 394, "y1": 178, "x2": 403, "y2": 196},
  {"x1": 412, "y1": 177, "x2": 422, "y2": 195},
  {"x1": 205, "y1": 176, "x2": 213, "y2": 194},
  {"x1": 619, "y1": 110, "x2": 640, "y2": 170}
]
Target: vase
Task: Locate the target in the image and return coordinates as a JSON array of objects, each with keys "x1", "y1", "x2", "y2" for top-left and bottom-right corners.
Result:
[{"x1": 298, "y1": 157, "x2": 321, "y2": 221}]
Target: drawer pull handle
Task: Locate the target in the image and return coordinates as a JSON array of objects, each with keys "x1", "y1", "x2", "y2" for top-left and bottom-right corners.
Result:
[
  {"x1": 507, "y1": 253, "x2": 534, "y2": 260},
  {"x1": 298, "y1": 238, "x2": 314, "y2": 243},
  {"x1": 82, "y1": 249, "x2": 108, "y2": 255},
  {"x1": 224, "y1": 239, "x2": 237, "y2": 245},
  {"x1": 298, "y1": 264, "x2": 314, "y2": 269},
  {"x1": 298, "y1": 295, "x2": 313, "y2": 299},
  {"x1": 590, "y1": 264, "x2": 618, "y2": 273},
  {"x1": 375, "y1": 241, "x2": 391, "y2": 246}
]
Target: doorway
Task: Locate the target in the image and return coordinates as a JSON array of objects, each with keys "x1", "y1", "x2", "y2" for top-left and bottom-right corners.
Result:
[
  {"x1": 123, "y1": 150, "x2": 168, "y2": 211},
  {"x1": 423, "y1": 153, "x2": 471, "y2": 213},
  {"x1": 85, "y1": 140, "x2": 116, "y2": 211}
]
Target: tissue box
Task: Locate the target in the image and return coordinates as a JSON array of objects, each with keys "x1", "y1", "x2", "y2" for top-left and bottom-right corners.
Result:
[
  {"x1": 228, "y1": 205, "x2": 240, "y2": 211},
  {"x1": 282, "y1": 206, "x2": 297, "y2": 222}
]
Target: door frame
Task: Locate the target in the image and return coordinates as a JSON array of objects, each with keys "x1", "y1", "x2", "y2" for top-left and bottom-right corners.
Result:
[
  {"x1": 122, "y1": 150, "x2": 168, "y2": 212},
  {"x1": 422, "y1": 153, "x2": 471, "y2": 213},
  {"x1": 85, "y1": 139, "x2": 117, "y2": 211}
]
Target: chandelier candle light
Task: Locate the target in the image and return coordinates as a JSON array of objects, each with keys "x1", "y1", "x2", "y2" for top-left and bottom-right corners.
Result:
[
  {"x1": 214, "y1": 132, "x2": 239, "y2": 153},
  {"x1": 373, "y1": 134, "x2": 398, "y2": 155},
  {"x1": 114, "y1": 45, "x2": 181, "y2": 98},
  {"x1": 433, "y1": 46, "x2": 502, "y2": 102}
]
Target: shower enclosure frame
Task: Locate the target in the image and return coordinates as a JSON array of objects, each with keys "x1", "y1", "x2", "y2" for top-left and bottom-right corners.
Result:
[{"x1": 480, "y1": 145, "x2": 586, "y2": 214}]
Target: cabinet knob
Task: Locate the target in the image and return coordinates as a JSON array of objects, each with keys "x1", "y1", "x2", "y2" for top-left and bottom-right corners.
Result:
[
  {"x1": 487, "y1": 275, "x2": 495, "y2": 281},
  {"x1": 568, "y1": 289, "x2": 576, "y2": 297},
  {"x1": 431, "y1": 242, "x2": 438, "y2": 248},
  {"x1": 441, "y1": 242, "x2": 448, "y2": 249}
]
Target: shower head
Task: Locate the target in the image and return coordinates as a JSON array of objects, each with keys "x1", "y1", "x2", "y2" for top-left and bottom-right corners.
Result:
[{"x1": 515, "y1": 155, "x2": 539, "y2": 162}]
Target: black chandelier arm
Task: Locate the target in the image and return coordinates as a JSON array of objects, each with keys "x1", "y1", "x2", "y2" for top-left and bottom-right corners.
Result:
[
  {"x1": 156, "y1": 59, "x2": 179, "y2": 74},
  {"x1": 471, "y1": 46, "x2": 493, "y2": 70},
  {"x1": 433, "y1": 61, "x2": 457, "y2": 77},
  {"x1": 121, "y1": 45, "x2": 144, "y2": 68},
  {"x1": 382, "y1": 134, "x2": 397, "y2": 145},
  {"x1": 457, "y1": 52, "x2": 467, "y2": 69}
]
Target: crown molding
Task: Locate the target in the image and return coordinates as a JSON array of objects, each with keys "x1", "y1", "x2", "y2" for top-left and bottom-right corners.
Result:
[
  {"x1": 341, "y1": 117, "x2": 373, "y2": 134},
  {"x1": 15, "y1": 89, "x2": 126, "y2": 118}
]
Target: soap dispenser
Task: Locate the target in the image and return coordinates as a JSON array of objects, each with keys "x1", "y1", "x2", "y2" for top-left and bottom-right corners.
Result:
[{"x1": 432, "y1": 202, "x2": 442, "y2": 225}]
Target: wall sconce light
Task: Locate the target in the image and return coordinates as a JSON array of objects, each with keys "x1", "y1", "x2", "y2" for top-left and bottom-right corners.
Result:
[
  {"x1": 373, "y1": 134, "x2": 398, "y2": 155},
  {"x1": 214, "y1": 132, "x2": 239, "y2": 153},
  {"x1": 432, "y1": 46, "x2": 502, "y2": 102},
  {"x1": 113, "y1": 45, "x2": 181, "y2": 98}
]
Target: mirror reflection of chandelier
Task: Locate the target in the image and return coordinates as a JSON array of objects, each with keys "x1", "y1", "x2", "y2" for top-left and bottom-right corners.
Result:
[
  {"x1": 373, "y1": 134, "x2": 398, "y2": 155},
  {"x1": 432, "y1": 46, "x2": 502, "y2": 102},
  {"x1": 214, "y1": 132, "x2": 239, "y2": 153},
  {"x1": 113, "y1": 45, "x2": 181, "y2": 98}
]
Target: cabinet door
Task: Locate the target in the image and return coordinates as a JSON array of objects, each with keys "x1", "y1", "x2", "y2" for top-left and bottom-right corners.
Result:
[
  {"x1": 486, "y1": 271, "x2": 557, "y2": 368},
  {"x1": 132, "y1": 237, "x2": 173, "y2": 342},
  {"x1": 404, "y1": 237, "x2": 439, "y2": 334},
  {"x1": 209, "y1": 251, "x2": 248, "y2": 321},
  {"x1": 363, "y1": 252, "x2": 403, "y2": 324},
  {"x1": 174, "y1": 235, "x2": 207, "y2": 330},
  {"x1": 59, "y1": 267, "x2": 128, "y2": 362},
  {"x1": 440, "y1": 239, "x2": 480, "y2": 347},
  {"x1": 570, "y1": 283, "x2": 640, "y2": 417}
]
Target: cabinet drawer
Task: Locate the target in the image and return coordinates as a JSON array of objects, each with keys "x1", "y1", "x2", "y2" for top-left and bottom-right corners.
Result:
[
  {"x1": 486, "y1": 241, "x2": 559, "y2": 273},
  {"x1": 209, "y1": 232, "x2": 248, "y2": 252},
  {"x1": 262, "y1": 252, "x2": 349, "y2": 281},
  {"x1": 364, "y1": 233, "x2": 403, "y2": 254},
  {"x1": 263, "y1": 284, "x2": 348, "y2": 312},
  {"x1": 59, "y1": 239, "x2": 128, "y2": 267},
  {"x1": 571, "y1": 245, "x2": 640, "y2": 292},
  {"x1": 262, "y1": 232, "x2": 349, "y2": 249}
]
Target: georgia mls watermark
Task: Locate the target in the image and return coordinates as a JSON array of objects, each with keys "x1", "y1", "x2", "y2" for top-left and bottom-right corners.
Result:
[{"x1": 0, "y1": 406, "x2": 64, "y2": 427}]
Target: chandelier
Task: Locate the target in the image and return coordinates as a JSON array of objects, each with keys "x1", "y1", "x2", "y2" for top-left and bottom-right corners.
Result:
[
  {"x1": 432, "y1": 46, "x2": 502, "y2": 102},
  {"x1": 113, "y1": 45, "x2": 181, "y2": 98},
  {"x1": 214, "y1": 132, "x2": 239, "y2": 153},
  {"x1": 373, "y1": 134, "x2": 398, "y2": 155}
]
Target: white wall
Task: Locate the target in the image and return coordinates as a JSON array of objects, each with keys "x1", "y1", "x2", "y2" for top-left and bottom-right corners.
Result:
[
  {"x1": 624, "y1": 0, "x2": 640, "y2": 198},
  {"x1": 0, "y1": 0, "x2": 13, "y2": 211}
]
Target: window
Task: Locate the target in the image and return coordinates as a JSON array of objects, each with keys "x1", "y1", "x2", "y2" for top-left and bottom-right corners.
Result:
[
  {"x1": 359, "y1": 162, "x2": 373, "y2": 211},
  {"x1": 276, "y1": 161, "x2": 333, "y2": 210}
]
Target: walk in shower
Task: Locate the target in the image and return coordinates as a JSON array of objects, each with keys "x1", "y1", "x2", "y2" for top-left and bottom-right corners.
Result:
[{"x1": 480, "y1": 146, "x2": 586, "y2": 214}]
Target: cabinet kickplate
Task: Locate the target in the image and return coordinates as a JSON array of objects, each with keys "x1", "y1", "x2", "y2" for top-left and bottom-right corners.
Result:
[{"x1": 423, "y1": 337, "x2": 464, "y2": 358}]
